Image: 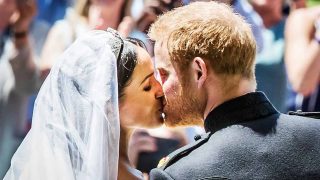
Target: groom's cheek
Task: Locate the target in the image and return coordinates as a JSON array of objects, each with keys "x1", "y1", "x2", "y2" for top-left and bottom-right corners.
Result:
[{"x1": 163, "y1": 76, "x2": 181, "y2": 96}]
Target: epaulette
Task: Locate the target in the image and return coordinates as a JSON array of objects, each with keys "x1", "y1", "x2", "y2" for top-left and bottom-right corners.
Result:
[
  {"x1": 288, "y1": 110, "x2": 320, "y2": 119},
  {"x1": 157, "y1": 132, "x2": 212, "y2": 170}
]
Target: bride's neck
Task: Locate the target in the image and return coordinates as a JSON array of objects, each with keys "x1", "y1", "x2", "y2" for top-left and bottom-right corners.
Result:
[
  {"x1": 119, "y1": 126, "x2": 132, "y2": 162},
  {"x1": 118, "y1": 126, "x2": 140, "y2": 180}
]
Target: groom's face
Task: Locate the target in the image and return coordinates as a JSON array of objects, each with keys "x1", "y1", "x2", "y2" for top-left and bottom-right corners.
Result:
[{"x1": 154, "y1": 41, "x2": 203, "y2": 127}]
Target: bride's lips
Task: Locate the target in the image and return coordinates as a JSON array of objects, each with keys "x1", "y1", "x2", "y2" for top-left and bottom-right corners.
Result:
[
  {"x1": 158, "y1": 98, "x2": 167, "y2": 112},
  {"x1": 157, "y1": 99, "x2": 166, "y2": 119},
  {"x1": 156, "y1": 95, "x2": 167, "y2": 121},
  {"x1": 158, "y1": 99, "x2": 167, "y2": 120}
]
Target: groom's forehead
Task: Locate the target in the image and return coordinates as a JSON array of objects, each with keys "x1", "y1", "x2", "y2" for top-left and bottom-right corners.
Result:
[
  {"x1": 154, "y1": 49, "x2": 171, "y2": 68},
  {"x1": 155, "y1": 39, "x2": 168, "y2": 52},
  {"x1": 154, "y1": 41, "x2": 170, "y2": 59},
  {"x1": 155, "y1": 60, "x2": 171, "y2": 70}
]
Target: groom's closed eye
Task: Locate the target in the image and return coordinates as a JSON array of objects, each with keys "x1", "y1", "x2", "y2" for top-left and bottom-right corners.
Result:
[{"x1": 157, "y1": 68, "x2": 168, "y2": 84}]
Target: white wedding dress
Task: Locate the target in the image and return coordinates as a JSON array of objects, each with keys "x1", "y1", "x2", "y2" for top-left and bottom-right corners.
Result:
[{"x1": 4, "y1": 30, "x2": 125, "y2": 180}]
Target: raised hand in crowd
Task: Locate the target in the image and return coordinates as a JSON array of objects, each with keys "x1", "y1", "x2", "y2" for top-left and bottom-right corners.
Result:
[
  {"x1": 136, "y1": 0, "x2": 182, "y2": 33},
  {"x1": 7, "y1": 0, "x2": 38, "y2": 94},
  {"x1": 285, "y1": 5, "x2": 320, "y2": 96}
]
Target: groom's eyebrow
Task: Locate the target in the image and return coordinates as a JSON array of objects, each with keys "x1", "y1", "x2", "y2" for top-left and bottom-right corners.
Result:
[
  {"x1": 140, "y1": 72, "x2": 154, "y2": 85},
  {"x1": 156, "y1": 61, "x2": 170, "y2": 70}
]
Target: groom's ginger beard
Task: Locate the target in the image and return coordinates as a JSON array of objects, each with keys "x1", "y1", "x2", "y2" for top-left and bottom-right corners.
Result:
[{"x1": 163, "y1": 76, "x2": 204, "y2": 127}]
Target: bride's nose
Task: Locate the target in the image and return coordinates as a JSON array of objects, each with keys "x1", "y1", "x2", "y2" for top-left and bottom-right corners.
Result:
[{"x1": 154, "y1": 80, "x2": 164, "y2": 99}]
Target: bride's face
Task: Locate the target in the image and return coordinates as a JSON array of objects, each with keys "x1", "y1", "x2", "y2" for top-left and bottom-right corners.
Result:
[{"x1": 119, "y1": 46, "x2": 164, "y2": 128}]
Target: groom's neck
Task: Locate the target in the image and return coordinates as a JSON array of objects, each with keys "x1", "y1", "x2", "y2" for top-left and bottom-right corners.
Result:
[{"x1": 204, "y1": 77, "x2": 256, "y2": 119}]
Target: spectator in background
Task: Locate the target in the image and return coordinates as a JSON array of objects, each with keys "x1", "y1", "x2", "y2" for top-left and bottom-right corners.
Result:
[
  {"x1": 230, "y1": 0, "x2": 265, "y2": 52},
  {"x1": 131, "y1": 0, "x2": 183, "y2": 55},
  {"x1": 128, "y1": 128, "x2": 187, "y2": 178},
  {"x1": 36, "y1": 0, "x2": 74, "y2": 26},
  {"x1": 249, "y1": 0, "x2": 288, "y2": 112},
  {"x1": 282, "y1": 0, "x2": 306, "y2": 18},
  {"x1": 135, "y1": 0, "x2": 182, "y2": 34},
  {"x1": 39, "y1": 0, "x2": 135, "y2": 77},
  {"x1": 285, "y1": 1, "x2": 320, "y2": 111},
  {"x1": 289, "y1": 0, "x2": 307, "y2": 10},
  {"x1": 0, "y1": 0, "x2": 38, "y2": 178},
  {"x1": 24, "y1": 0, "x2": 69, "y2": 142}
]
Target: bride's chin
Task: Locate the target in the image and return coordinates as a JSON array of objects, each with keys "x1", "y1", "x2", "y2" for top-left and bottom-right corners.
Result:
[
  {"x1": 137, "y1": 111, "x2": 165, "y2": 129},
  {"x1": 148, "y1": 113, "x2": 165, "y2": 128}
]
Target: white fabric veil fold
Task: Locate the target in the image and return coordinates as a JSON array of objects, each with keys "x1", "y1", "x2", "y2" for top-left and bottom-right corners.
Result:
[{"x1": 4, "y1": 30, "x2": 122, "y2": 180}]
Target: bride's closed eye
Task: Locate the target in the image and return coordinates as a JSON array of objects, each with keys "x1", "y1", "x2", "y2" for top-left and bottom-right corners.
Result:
[
  {"x1": 143, "y1": 74, "x2": 160, "y2": 92},
  {"x1": 143, "y1": 84, "x2": 152, "y2": 91},
  {"x1": 140, "y1": 72, "x2": 154, "y2": 92}
]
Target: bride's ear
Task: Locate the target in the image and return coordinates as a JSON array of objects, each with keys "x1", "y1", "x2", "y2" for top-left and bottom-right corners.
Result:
[{"x1": 191, "y1": 57, "x2": 207, "y2": 89}]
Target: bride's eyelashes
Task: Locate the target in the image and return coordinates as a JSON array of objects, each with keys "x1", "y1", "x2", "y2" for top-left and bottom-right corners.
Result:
[
  {"x1": 143, "y1": 76, "x2": 157, "y2": 92},
  {"x1": 143, "y1": 85, "x2": 152, "y2": 91}
]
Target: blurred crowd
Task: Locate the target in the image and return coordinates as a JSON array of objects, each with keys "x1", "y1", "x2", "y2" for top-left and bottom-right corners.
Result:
[{"x1": 0, "y1": 0, "x2": 319, "y2": 179}]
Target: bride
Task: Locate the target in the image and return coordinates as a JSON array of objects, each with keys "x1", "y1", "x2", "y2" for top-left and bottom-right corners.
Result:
[{"x1": 4, "y1": 29, "x2": 165, "y2": 180}]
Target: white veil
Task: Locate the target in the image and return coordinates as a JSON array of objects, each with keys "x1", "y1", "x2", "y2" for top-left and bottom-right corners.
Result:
[{"x1": 4, "y1": 30, "x2": 123, "y2": 180}]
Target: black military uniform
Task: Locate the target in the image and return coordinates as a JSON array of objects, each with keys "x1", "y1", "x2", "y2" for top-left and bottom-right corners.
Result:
[{"x1": 150, "y1": 92, "x2": 320, "y2": 180}]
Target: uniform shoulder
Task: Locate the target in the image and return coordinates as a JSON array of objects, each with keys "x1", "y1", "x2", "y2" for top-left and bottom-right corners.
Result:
[
  {"x1": 157, "y1": 132, "x2": 212, "y2": 170},
  {"x1": 287, "y1": 111, "x2": 320, "y2": 119},
  {"x1": 282, "y1": 111, "x2": 320, "y2": 129}
]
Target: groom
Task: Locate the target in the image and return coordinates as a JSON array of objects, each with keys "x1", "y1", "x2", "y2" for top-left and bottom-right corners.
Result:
[{"x1": 148, "y1": 1, "x2": 320, "y2": 179}]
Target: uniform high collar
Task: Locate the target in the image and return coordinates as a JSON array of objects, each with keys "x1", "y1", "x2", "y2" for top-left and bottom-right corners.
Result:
[{"x1": 204, "y1": 92, "x2": 279, "y2": 133}]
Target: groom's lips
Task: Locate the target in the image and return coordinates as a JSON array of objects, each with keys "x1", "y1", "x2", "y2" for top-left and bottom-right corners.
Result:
[
  {"x1": 157, "y1": 100, "x2": 166, "y2": 121},
  {"x1": 158, "y1": 96, "x2": 167, "y2": 112},
  {"x1": 157, "y1": 100, "x2": 164, "y2": 113},
  {"x1": 162, "y1": 98, "x2": 167, "y2": 108},
  {"x1": 159, "y1": 102, "x2": 164, "y2": 113}
]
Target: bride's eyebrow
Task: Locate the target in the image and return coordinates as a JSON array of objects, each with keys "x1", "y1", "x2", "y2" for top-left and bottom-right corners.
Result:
[{"x1": 140, "y1": 72, "x2": 154, "y2": 85}]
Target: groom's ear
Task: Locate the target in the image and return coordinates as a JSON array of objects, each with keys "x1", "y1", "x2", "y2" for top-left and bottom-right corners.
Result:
[{"x1": 191, "y1": 57, "x2": 207, "y2": 89}]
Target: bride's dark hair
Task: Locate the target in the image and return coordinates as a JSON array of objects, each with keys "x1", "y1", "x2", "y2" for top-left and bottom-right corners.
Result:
[
  {"x1": 105, "y1": 28, "x2": 147, "y2": 98},
  {"x1": 116, "y1": 37, "x2": 147, "y2": 98}
]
